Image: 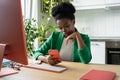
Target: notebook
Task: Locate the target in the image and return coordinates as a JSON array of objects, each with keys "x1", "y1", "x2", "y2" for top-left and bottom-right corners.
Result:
[
  {"x1": 23, "y1": 63, "x2": 67, "y2": 73},
  {"x1": 0, "y1": 67, "x2": 19, "y2": 77},
  {"x1": 80, "y1": 69, "x2": 116, "y2": 80}
]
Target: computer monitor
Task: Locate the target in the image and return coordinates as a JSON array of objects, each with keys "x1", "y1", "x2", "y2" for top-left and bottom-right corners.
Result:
[{"x1": 0, "y1": 0, "x2": 28, "y2": 75}]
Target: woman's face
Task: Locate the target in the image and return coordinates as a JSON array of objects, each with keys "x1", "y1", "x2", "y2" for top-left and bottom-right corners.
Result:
[{"x1": 56, "y1": 18, "x2": 75, "y2": 37}]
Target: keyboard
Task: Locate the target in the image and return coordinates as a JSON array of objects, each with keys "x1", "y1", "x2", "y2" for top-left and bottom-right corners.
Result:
[{"x1": 23, "y1": 63, "x2": 67, "y2": 73}]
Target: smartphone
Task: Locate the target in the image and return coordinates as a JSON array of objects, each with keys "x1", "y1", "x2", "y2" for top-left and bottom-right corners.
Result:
[{"x1": 48, "y1": 50, "x2": 61, "y2": 62}]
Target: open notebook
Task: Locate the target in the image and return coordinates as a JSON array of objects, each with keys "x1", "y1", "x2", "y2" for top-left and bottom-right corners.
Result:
[
  {"x1": 22, "y1": 62, "x2": 67, "y2": 73},
  {"x1": 80, "y1": 69, "x2": 116, "y2": 80}
]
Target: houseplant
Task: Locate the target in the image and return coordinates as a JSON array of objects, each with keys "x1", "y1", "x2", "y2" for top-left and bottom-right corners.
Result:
[
  {"x1": 37, "y1": 17, "x2": 58, "y2": 46},
  {"x1": 24, "y1": 18, "x2": 38, "y2": 58},
  {"x1": 24, "y1": 18, "x2": 57, "y2": 57}
]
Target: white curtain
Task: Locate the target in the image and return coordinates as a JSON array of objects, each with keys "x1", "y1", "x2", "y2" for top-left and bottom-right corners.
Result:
[{"x1": 21, "y1": 0, "x2": 38, "y2": 20}]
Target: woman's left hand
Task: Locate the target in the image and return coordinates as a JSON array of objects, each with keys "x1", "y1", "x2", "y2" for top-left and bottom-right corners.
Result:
[
  {"x1": 65, "y1": 32, "x2": 79, "y2": 45},
  {"x1": 65, "y1": 32, "x2": 85, "y2": 49}
]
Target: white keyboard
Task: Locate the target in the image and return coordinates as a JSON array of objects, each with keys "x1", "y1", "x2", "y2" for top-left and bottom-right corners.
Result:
[{"x1": 23, "y1": 63, "x2": 67, "y2": 73}]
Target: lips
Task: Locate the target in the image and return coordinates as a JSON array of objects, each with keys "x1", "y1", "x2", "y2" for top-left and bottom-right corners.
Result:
[{"x1": 62, "y1": 32, "x2": 68, "y2": 37}]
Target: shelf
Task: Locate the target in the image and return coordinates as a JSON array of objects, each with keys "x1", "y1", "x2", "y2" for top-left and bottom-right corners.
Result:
[{"x1": 72, "y1": 0, "x2": 120, "y2": 10}]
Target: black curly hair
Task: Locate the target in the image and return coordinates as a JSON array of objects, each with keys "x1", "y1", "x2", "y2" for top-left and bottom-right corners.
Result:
[{"x1": 52, "y1": 2, "x2": 76, "y2": 21}]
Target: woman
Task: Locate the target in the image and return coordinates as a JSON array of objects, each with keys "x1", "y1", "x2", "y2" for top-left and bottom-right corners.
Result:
[{"x1": 34, "y1": 2, "x2": 92, "y2": 65}]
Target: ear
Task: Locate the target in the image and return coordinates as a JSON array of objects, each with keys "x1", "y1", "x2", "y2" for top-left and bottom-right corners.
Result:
[
  {"x1": 73, "y1": 19, "x2": 75, "y2": 23},
  {"x1": 72, "y1": 19, "x2": 75, "y2": 25}
]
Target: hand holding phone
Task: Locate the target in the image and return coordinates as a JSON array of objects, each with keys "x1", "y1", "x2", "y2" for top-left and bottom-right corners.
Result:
[{"x1": 48, "y1": 50, "x2": 61, "y2": 62}]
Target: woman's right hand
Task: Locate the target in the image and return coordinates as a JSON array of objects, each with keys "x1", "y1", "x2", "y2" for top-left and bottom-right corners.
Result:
[
  {"x1": 46, "y1": 55, "x2": 60, "y2": 65},
  {"x1": 38, "y1": 55, "x2": 60, "y2": 65}
]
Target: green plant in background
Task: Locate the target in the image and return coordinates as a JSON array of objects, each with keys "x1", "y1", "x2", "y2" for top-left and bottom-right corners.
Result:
[
  {"x1": 24, "y1": 18, "x2": 57, "y2": 57},
  {"x1": 24, "y1": 18, "x2": 38, "y2": 58},
  {"x1": 37, "y1": 17, "x2": 58, "y2": 46}
]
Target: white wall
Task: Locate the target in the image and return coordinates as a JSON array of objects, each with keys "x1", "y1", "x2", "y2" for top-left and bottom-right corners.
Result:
[{"x1": 75, "y1": 8, "x2": 120, "y2": 39}]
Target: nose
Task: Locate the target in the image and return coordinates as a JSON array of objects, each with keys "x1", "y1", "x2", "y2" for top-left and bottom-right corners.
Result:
[{"x1": 61, "y1": 27, "x2": 66, "y2": 32}]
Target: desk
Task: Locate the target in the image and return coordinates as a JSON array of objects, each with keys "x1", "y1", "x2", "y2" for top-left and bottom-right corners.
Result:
[{"x1": 0, "y1": 61, "x2": 120, "y2": 80}]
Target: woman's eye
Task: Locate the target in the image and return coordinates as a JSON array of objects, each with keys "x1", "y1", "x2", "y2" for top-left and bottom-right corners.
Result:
[
  {"x1": 59, "y1": 27, "x2": 62, "y2": 29},
  {"x1": 64, "y1": 26, "x2": 69, "y2": 28},
  {"x1": 58, "y1": 25, "x2": 70, "y2": 30}
]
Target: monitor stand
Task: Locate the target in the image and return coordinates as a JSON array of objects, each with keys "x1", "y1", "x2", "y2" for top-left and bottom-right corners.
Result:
[{"x1": 0, "y1": 44, "x2": 19, "y2": 77}]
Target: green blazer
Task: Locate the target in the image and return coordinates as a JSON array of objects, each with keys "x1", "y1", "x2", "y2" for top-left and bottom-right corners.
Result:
[{"x1": 34, "y1": 31, "x2": 92, "y2": 64}]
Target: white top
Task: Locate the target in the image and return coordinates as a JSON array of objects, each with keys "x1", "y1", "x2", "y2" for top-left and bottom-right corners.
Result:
[{"x1": 59, "y1": 38, "x2": 74, "y2": 61}]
